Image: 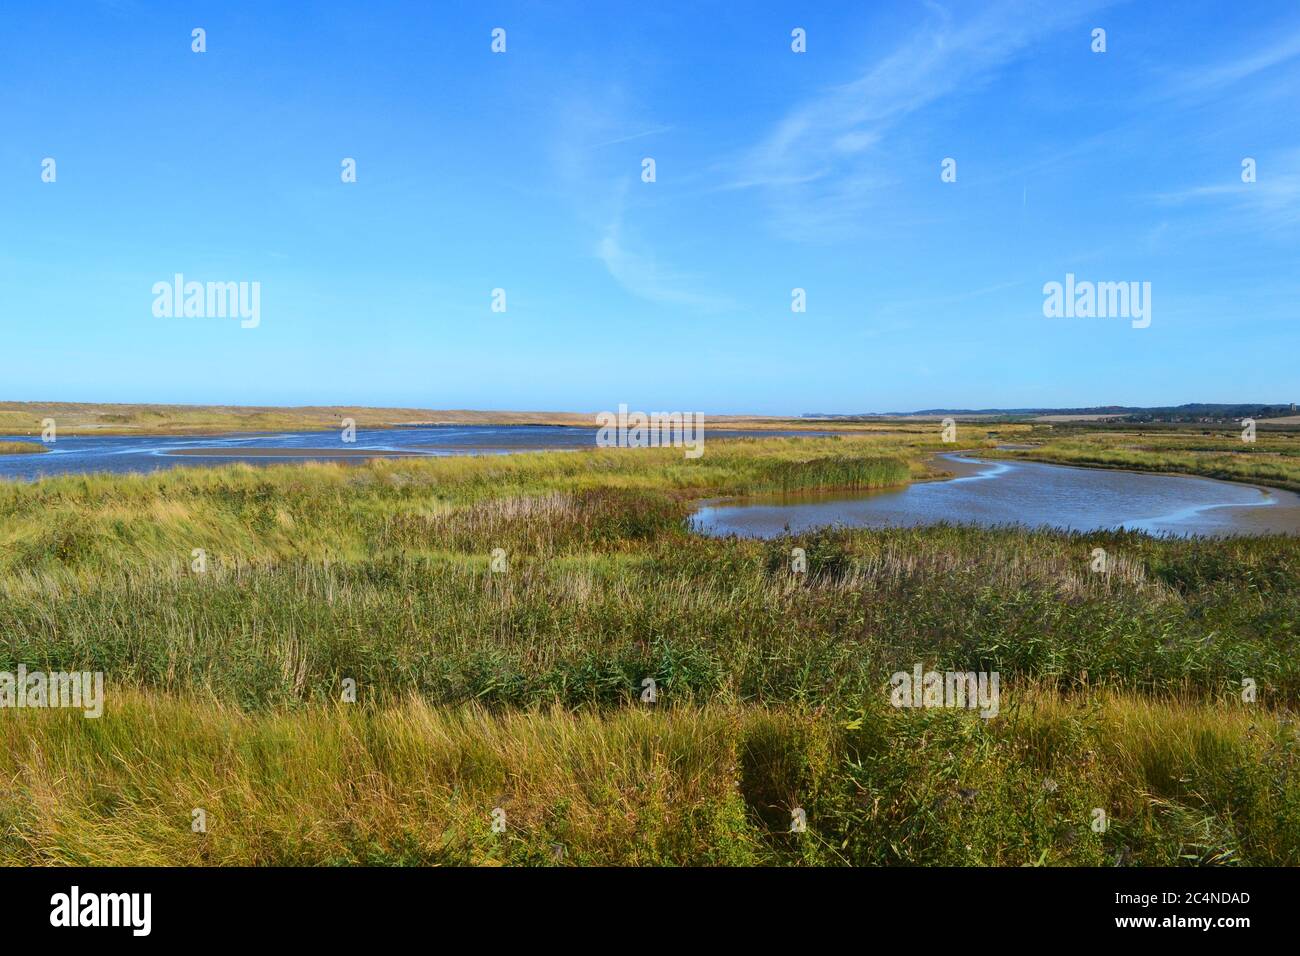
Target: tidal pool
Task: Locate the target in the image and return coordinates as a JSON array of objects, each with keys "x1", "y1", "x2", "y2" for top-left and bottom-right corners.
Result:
[{"x1": 691, "y1": 455, "x2": 1300, "y2": 538}]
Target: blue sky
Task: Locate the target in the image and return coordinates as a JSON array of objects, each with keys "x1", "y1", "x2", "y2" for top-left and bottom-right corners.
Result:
[{"x1": 1, "y1": 0, "x2": 1297, "y2": 415}]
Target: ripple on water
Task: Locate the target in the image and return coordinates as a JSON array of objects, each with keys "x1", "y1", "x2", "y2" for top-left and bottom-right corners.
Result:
[{"x1": 691, "y1": 455, "x2": 1300, "y2": 538}]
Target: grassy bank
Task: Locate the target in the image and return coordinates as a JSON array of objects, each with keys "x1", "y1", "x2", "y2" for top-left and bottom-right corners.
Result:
[
  {"x1": 0, "y1": 438, "x2": 911, "y2": 573},
  {"x1": 990, "y1": 426, "x2": 1300, "y2": 493},
  {"x1": 0, "y1": 441, "x2": 47, "y2": 456},
  {"x1": 3, "y1": 524, "x2": 1298, "y2": 709},
  {"x1": 0, "y1": 400, "x2": 596, "y2": 434},
  {"x1": 0, "y1": 400, "x2": 927, "y2": 436},
  {"x1": 1, "y1": 428, "x2": 1296, "y2": 865},
  {"x1": 2, "y1": 687, "x2": 1295, "y2": 866}
]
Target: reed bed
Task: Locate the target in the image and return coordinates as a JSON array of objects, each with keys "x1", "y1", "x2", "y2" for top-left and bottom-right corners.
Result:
[
  {"x1": 993, "y1": 429, "x2": 1300, "y2": 493},
  {"x1": 1, "y1": 429, "x2": 1297, "y2": 864},
  {"x1": 1, "y1": 686, "x2": 1293, "y2": 866}
]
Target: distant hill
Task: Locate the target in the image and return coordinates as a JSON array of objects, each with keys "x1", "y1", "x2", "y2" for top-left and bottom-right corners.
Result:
[{"x1": 803, "y1": 403, "x2": 1299, "y2": 423}]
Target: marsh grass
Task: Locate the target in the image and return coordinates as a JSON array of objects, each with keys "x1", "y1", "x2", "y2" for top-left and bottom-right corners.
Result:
[
  {"x1": 0, "y1": 439, "x2": 908, "y2": 573},
  {"x1": 1, "y1": 685, "x2": 1294, "y2": 866},
  {"x1": 0, "y1": 401, "x2": 598, "y2": 435},
  {"x1": 2, "y1": 522, "x2": 1296, "y2": 711},
  {"x1": 994, "y1": 428, "x2": 1300, "y2": 493},
  {"x1": 2, "y1": 428, "x2": 1297, "y2": 864}
]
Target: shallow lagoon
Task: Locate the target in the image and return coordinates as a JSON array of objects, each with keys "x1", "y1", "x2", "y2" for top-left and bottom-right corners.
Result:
[
  {"x1": 692, "y1": 454, "x2": 1300, "y2": 538},
  {"x1": 0, "y1": 425, "x2": 834, "y2": 482}
]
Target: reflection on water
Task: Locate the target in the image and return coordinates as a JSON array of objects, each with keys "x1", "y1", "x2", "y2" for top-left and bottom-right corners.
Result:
[
  {"x1": 0, "y1": 425, "x2": 837, "y2": 482},
  {"x1": 692, "y1": 455, "x2": 1300, "y2": 538}
]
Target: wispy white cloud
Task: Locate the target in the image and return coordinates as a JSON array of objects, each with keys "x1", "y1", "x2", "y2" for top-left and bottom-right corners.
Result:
[
  {"x1": 1139, "y1": 26, "x2": 1300, "y2": 236},
  {"x1": 595, "y1": 199, "x2": 734, "y2": 312},
  {"x1": 595, "y1": 178, "x2": 738, "y2": 312},
  {"x1": 1151, "y1": 158, "x2": 1300, "y2": 232},
  {"x1": 589, "y1": 125, "x2": 675, "y2": 149},
  {"x1": 735, "y1": 0, "x2": 1111, "y2": 239},
  {"x1": 1159, "y1": 27, "x2": 1300, "y2": 97},
  {"x1": 552, "y1": 92, "x2": 729, "y2": 312}
]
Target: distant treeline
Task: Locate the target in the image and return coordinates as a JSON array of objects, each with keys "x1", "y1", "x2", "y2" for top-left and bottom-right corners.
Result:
[{"x1": 805, "y1": 403, "x2": 1298, "y2": 423}]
